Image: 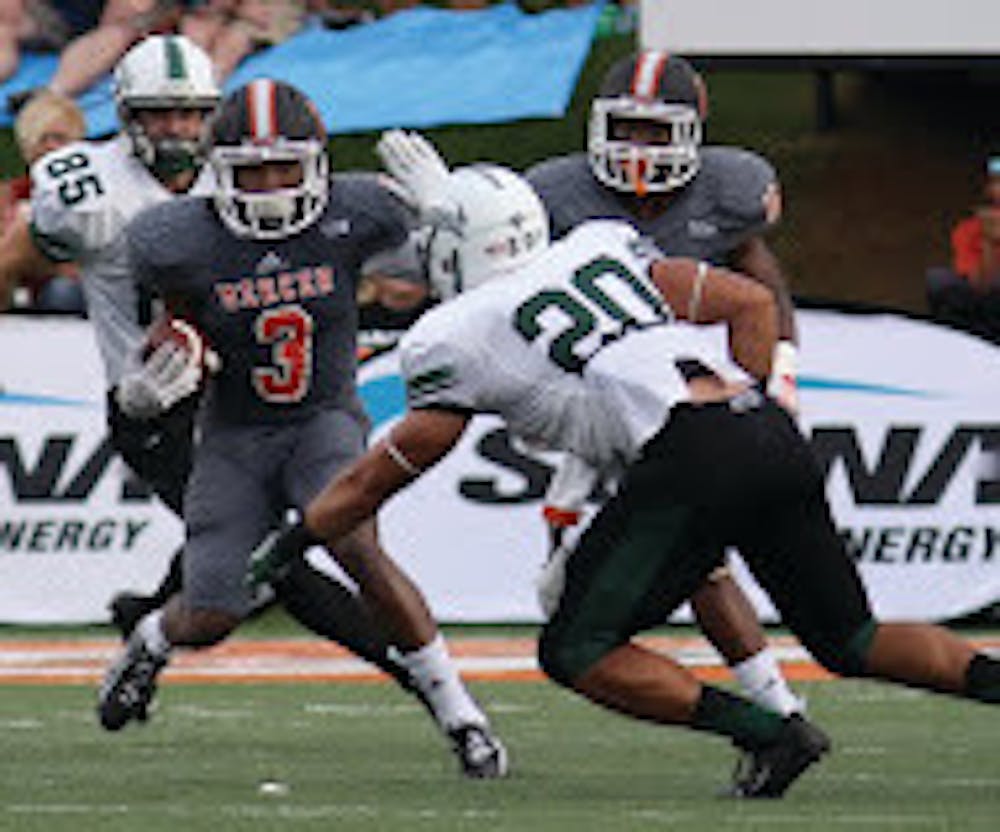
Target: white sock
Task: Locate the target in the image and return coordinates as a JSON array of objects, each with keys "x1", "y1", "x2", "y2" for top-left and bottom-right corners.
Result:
[
  {"x1": 732, "y1": 648, "x2": 804, "y2": 716},
  {"x1": 135, "y1": 610, "x2": 172, "y2": 660},
  {"x1": 398, "y1": 634, "x2": 486, "y2": 732}
]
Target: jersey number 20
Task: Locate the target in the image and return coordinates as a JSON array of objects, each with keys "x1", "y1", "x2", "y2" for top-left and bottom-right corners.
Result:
[{"x1": 513, "y1": 256, "x2": 668, "y2": 373}]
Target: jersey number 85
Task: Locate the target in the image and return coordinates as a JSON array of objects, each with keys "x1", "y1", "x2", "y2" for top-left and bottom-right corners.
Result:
[{"x1": 46, "y1": 152, "x2": 105, "y2": 207}]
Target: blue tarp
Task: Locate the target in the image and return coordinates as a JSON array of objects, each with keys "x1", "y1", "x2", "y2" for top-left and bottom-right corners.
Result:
[{"x1": 0, "y1": 3, "x2": 602, "y2": 138}]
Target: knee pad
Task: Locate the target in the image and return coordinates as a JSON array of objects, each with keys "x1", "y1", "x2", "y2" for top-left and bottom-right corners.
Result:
[{"x1": 808, "y1": 619, "x2": 877, "y2": 678}]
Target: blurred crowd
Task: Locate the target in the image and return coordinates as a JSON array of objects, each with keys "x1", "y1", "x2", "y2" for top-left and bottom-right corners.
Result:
[
  {"x1": 926, "y1": 154, "x2": 1000, "y2": 344},
  {"x1": 0, "y1": 1, "x2": 624, "y2": 114}
]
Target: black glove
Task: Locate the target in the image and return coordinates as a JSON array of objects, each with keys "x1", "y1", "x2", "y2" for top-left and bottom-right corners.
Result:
[{"x1": 247, "y1": 520, "x2": 321, "y2": 590}]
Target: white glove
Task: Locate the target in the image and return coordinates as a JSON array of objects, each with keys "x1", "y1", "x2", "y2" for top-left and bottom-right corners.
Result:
[
  {"x1": 375, "y1": 129, "x2": 451, "y2": 215},
  {"x1": 535, "y1": 542, "x2": 572, "y2": 619},
  {"x1": 767, "y1": 340, "x2": 799, "y2": 416},
  {"x1": 116, "y1": 320, "x2": 207, "y2": 418}
]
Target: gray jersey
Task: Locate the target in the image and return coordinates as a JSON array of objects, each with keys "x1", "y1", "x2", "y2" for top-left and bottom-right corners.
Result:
[
  {"x1": 127, "y1": 173, "x2": 410, "y2": 426},
  {"x1": 526, "y1": 147, "x2": 778, "y2": 264},
  {"x1": 29, "y1": 136, "x2": 212, "y2": 388}
]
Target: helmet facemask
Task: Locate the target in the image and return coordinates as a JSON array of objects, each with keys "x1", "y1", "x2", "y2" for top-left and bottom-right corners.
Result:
[
  {"x1": 114, "y1": 35, "x2": 220, "y2": 178},
  {"x1": 123, "y1": 107, "x2": 216, "y2": 178},
  {"x1": 589, "y1": 97, "x2": 702, "y2": 196},
  {"x1": 211, "y1": 140, "x2": 330, "y2": 240}
]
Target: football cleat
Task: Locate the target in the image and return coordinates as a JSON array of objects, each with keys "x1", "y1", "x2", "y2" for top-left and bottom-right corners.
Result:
[
  {"x1": 97, "y1": 635, "x2": 167, "y2": 731},
  {"x1": 448, "y1": 724, "x2": 509, "y2": 779},
  {"x1": 730, "y1": 714, "x2": 830, "y2": 798},
  {"x1": 108, "y1": 592, "x2": 159, "y2": 640}
]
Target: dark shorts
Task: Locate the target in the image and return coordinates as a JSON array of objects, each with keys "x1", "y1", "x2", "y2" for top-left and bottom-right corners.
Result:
[
  {"x1": 543, "y1": 395, "x2": 873, "y2": 679},
  {"x1": 182, "y1": 407, "x2": 368, "y2": 616}
]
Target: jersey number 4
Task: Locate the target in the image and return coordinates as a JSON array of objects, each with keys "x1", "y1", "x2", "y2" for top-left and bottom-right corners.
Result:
[
  {"x1": 513, "y1": 256, "x2": 669, "y2": 373},
  {"x1": 46, "y1": 152, "x2": 105, "y2": 207}
]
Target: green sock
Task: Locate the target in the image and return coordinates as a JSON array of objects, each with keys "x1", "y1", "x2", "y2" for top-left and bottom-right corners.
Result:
[{"x1": 691, "y1": 685, "x2": 787, "y2": 750}]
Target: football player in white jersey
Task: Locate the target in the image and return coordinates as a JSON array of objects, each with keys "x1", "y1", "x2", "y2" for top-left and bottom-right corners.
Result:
[
  {"x1": 3, "y1": 36, "x2": 219, "y2": 617},
  {"x1": 249, "y1": 162, "x2": 1000, "y2": 799}
]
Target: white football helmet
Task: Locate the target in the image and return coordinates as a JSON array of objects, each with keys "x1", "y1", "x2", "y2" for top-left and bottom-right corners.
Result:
[
  {"x1": 425, "y1": 165, "x2": 550, "y2": 300},
  {"x1": 114, "y1": 34, "x2": 220, "y2": 176},
  {"x1": 588, "y1": 51, "x2": 707, "y2": 195},
  {"x1": 210, "y1": 78, "x2": 329, "y2": 240}
]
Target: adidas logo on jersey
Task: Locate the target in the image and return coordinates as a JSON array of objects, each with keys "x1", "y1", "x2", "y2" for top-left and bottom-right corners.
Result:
[
  {"x1": 256, "y1": 251, "x2": 290, "y2": 274},
  {"x1": 687, "y1": 219, "x2": 720, "y2": 239}
]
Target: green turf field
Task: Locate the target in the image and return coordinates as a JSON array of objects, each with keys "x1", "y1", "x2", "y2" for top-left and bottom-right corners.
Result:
[{"x1": 1, "y1": 674, "x2": 997, "y2": 831}]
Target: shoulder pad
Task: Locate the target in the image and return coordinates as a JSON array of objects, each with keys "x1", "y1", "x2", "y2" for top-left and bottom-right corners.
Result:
[
  {"x1": 31, "y1": 141, "x2": 141, "y2": 260},
  {"x1": 525, "y1": 154, "x2": 588, "y2": 194},
  {"x1": 699, "y1": 147, "x2": 781, "y2": 230},
  {"x1": 29, "y1": 140, "x2": 120, "y2": 259},
  {"x1": 399, "y1": 310, "x2": 478, "y2": 410},
  {"x1": 125, "y1": 197, "x2": 211, "y2": 292}
]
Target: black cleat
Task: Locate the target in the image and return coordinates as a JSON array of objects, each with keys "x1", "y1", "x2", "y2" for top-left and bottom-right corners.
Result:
[
  {"x1": 730, "y1": 714, "x2": 830, "y2": 798},
  {"x1": 448, "y1": 724, "x2": 509, "y2": 779},
  {"x1": 108, "y1": 592, "x2": 159, "y2": 639},
  {"x1": 97, "y1": 636, "x2": 166, "y2": 731}
]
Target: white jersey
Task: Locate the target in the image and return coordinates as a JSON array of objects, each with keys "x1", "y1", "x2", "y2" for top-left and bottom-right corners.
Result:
[
  {"x1": 400, "y1": 220, "x2": 751, "y2": 473},
  {"x1": 30, "y1": 136, "x2": 212, "y2": 388}
]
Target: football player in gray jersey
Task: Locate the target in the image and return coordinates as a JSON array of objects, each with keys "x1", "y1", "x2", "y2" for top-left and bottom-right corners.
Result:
[
  {"x1": 6, "y1": 36, "x2": 418, "y2": 703},
  {"x1": 526, "y1": 51, "x2": 805, "y2": 718},
  {"x1": 97, "y1": 79, "x2": 507, "y2": 780}
]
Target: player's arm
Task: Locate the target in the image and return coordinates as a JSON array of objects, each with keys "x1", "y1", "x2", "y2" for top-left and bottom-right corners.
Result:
[
  {"x1": 116, "y1": 224, "x2": 214, "y2": 419},
  {"x1": 650, "y1": 257, "x2": 778, "y2": 381},
  {"x1": 729, "y1": 236, "x2": 799, "y2": 412},
  {"x1": 305, "y1": 408, "x2": 469, "y2": 542},
  {"x1": 729, "y1": 235, "x2": 795, "y2": 341},
  {"x1": 0, "y1": 214, "x2": 61, "y2": 311},
  {"x1": 248, "y1": 408, "x2": 469, "y2": 588}
]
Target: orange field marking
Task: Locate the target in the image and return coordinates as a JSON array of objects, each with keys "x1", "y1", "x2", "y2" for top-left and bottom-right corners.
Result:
[{"x1": 0, "y1": 634, "x2": 995, "y2": 687}]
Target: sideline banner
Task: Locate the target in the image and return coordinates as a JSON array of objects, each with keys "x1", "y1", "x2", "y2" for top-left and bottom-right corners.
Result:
[
  {"x1": 0, "y1": 317, "x2": 180, "y2": 623},
  {"x1": 1, "y1": 309, "x2": 998, "y2": 623}
]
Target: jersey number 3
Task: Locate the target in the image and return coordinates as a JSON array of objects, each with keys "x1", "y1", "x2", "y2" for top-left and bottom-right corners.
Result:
[{"x1": 252, "y1": 305, "x2": 314, "y2": 403}]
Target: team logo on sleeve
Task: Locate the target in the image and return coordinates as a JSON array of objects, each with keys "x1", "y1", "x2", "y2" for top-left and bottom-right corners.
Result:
[{"x1": 406, "y1": 365, "x2": 457, "y2": 404}]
